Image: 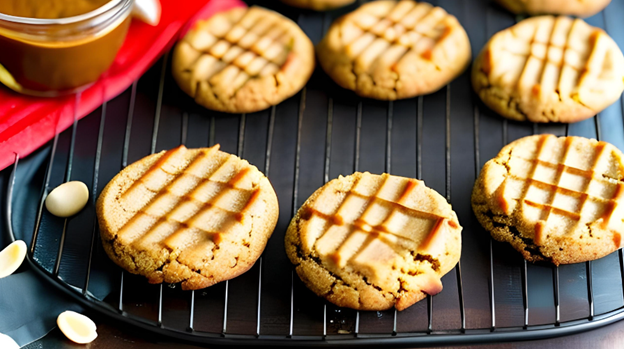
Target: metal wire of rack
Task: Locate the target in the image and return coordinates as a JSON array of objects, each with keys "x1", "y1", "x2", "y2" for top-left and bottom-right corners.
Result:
[{"x1": 5, "y1": 0, "x2": 624, "y2": 347}]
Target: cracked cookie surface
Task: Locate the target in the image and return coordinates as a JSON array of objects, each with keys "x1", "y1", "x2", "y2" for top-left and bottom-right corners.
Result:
[
  {"x1": 96, "y1": 145, "x2": 279, "y2": 290},
  {"x1": 285, "y1": 172, "x2": 462, "y2": 311},
  {"x1": 316, "y1": 0, "x2": 471, "y2": 100},
  {"x1": 495, "y1": 0, "x2": 611, "y2": 18},
  {"x1": 281, "y1": 0, "x2": 355, "y2": 11},
  {"x1": 472, "y1": 16, "x2": 624, "y2": 123},
  {"x1": 172, "y1": 6, "x2": 314, "y2": 113},
  {"x1": 472, "y1": 135, "x2": 624, "y2": 265}
]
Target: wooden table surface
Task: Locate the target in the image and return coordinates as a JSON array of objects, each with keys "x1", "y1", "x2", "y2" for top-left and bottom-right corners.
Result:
[{"x1": 22, "y1": 309, "x2": 624, "y2": 349}]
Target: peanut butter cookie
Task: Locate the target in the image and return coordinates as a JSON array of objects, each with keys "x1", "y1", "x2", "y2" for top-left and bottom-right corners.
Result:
[
  {"x1": 495, "y1": 0, "x2": 611, "y2": 18},
  {"x1": 317, "y1": 0, "x2": 471, "y2": 100},
  {"x1": 285, "y1": 172, "x2": 462, "y2": 311},
  {"x1": 472, "y1": 135, "x2": 624, "y2": 265},
  {"x1": 472, "y1": 16, "x2": 624, "y2": 123},
  {"x1": 172, "y1": 6, "x2": 315, "y2": 113},
  {"x1": 97, "y1": 145, "x2": 279, "y2": 290},
  {"x1": 281, "y1": 0, "x2": 355, "y2": 11}
]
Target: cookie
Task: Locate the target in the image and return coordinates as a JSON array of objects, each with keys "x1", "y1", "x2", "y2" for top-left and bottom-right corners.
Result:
[
  {"x1": 472, "y1": 135, "x2": 624, "y2": 265},
  {"x1": 495, "y1": 0, "x2": 611, "y2": 18},
  {"x1": 317, "y1": 0, "x2": 471, "y2": 100},
  {"x1": 472, "y1": 16, "x2": 624, "y2": 123},
  {"x1": 96, "y1": 145, "x2": 279, "y2": 290},
  {"x1": 285, "y1": 172, "x2": 462, "y2": 311},
  {"x1": 280, "y1": 0, "x2": 355, "y2": 11},
  {"x1": 172, "y1": 6, "x2": 315, "y2": 113}
]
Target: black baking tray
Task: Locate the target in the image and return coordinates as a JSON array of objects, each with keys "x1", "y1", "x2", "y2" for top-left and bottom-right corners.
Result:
[{"x1": 5, "y1": 0, "x2": 624, "y2": 347}]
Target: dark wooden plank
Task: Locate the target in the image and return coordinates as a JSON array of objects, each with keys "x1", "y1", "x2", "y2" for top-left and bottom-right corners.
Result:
[
  {"x1": 88, "y1": 87, "x2": 133, "y2": 301},
  {"x1": 224, "y1": 108, "x2": 270, "y2": 336},
  {"x1": 260, "y1": 93, "x2": 301, "y2": 335}
]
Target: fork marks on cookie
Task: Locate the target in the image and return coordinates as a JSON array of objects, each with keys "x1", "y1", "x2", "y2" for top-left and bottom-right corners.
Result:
[
  {"x1": 116, "y1": 145, "x2": 262, "y2": 262},
  {"x1": 302, "y1": 173, "x2": 453, "y2": 290},
  {"x1": 498, "y1": 134, "x2": 624, "y2": 245},
  {"x1": 341, "y1": 1, "x2": 455, "y2": 73}
]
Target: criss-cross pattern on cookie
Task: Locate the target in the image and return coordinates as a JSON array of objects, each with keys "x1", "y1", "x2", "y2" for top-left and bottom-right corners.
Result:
[
  {"x1": 300, "y1": 173, "x2": 456, "y2": 291},
  {"x1": 114, "y1": 145, "x2": 261, "y2": 270},
  {"x1": 487, "y1": 16, "x2": 618, "y2": 107},
  {"x1": 497, "y1": 135, "x2": 624, "y2": 245},
  {"x1": 177, "y1": 7, "x2": 294, "y2": 99},
  {"x1": 340, "y1": 1, "x2": 456, "y2": 73}
]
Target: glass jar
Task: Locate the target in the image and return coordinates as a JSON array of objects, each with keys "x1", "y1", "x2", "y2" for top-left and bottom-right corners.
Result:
[{"x1": 0, "y1": 0, "x2": 133, "y2": 96}]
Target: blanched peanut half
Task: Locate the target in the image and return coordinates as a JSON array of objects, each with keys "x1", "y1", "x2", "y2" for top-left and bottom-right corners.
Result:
[
  {"x1": 57, "y1": 311, "x2": 97, "y2": 344},
  {"x1": 45, "y1": 181, "x2": 89, "y2": 218},
  {"x1": 0, "y1": 240, "x2": 26, "y2": 278},
  {"x1": 132, "y1": 0, "x2": 161, "y2": 26},
  {"x1": 0, "y1": 332, "x2": 19, "y2": 349}
]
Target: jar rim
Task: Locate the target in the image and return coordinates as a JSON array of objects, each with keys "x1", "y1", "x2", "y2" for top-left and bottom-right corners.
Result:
[{"x1": 0, "y1": 0, "x2": 127, "y2": 25}]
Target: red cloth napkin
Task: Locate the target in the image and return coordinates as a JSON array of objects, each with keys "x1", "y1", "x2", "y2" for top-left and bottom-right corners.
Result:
[{"x1": 0, "y1": 0, "x2": 245, "y2": 172}]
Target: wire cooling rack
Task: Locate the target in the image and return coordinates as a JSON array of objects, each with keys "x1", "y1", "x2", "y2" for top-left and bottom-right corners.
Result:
[{"x1": 5, "y1": 0, "x2": 624, "y2": 346}]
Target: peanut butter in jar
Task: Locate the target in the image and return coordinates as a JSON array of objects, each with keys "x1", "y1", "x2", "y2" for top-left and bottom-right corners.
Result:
[
  {"x1": 0, "y1": 0, "x2": 110, "y2": 18},
  {"x1": 0, "y1": 0, "x2": 133, "y2": 96}
]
